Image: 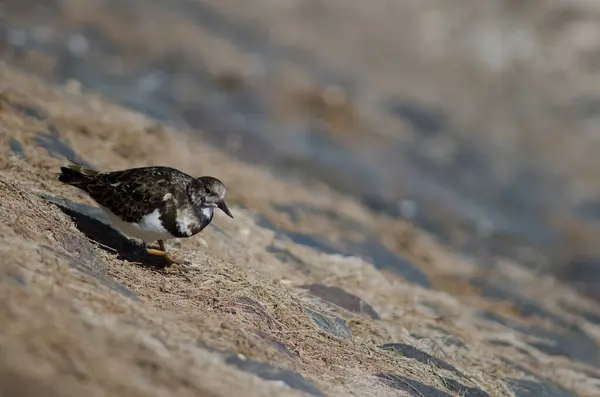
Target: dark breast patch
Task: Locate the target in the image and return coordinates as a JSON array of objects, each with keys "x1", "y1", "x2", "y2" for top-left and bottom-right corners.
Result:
[{"x1": 160, "y1": 191, "x2": 194, "y2": 238}]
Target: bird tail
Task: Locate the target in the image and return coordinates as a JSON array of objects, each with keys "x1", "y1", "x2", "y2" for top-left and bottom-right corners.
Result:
[{"x1": 57, "y1": 160, "x2": 100, "y2": 185}]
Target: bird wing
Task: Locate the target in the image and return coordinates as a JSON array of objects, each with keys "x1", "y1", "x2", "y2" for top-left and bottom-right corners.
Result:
[{"x1": 84, "y1": 167, "x2": 191, "y2": 223}]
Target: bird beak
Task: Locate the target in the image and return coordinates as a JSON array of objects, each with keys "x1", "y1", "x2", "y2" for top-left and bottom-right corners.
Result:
[{"x1": 217, "y1": 200, "x2": 234, "y2": 218}]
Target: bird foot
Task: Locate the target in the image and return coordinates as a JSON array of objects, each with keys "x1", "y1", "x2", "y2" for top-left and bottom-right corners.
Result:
[
  {"x1": 146, "y1": 248, "x2": 177, "y2": 265},
  {"x1": 145, "y1": 248, "x2": 190, "y2": 273}
]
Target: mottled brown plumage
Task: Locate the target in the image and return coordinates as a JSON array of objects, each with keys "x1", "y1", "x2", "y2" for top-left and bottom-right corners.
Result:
[{"x1": 57, "y1": 162, "x2": 233, "y2": 265}]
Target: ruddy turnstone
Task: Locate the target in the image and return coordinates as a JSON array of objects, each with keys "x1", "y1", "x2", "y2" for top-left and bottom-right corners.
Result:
[{"x1": 57, "y1": 161, "x2": 233, "y2": 265}]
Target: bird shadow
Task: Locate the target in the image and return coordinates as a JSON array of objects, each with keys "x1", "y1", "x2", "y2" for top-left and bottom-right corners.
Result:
[{"x1": 41, "y1": 194, "x2": 168, "y2": 269}]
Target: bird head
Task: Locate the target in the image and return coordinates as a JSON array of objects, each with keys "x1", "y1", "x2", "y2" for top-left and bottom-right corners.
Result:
[{"x1": 188, "y1": 176, "x2": 234, "y2": 218}]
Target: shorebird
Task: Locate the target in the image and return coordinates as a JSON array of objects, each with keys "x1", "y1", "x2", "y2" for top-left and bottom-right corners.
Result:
[{"x1": 57, "y1": 161, "x2": 233, "y2": 265}]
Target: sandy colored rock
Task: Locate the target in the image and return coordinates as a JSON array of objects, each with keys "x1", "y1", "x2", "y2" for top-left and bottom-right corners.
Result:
[{"x1": 0, "y1": 60, "x2": 599, "y2": 396}]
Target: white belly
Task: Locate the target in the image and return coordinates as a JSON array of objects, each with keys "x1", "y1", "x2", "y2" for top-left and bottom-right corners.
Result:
[{"x1": 101, "y1": 207, "x2": 175, "y2": 243}]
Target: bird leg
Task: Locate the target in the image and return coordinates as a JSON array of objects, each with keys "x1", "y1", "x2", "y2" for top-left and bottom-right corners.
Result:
[{"x1": 146, "y1": 239, "x2": 176, "y2": 266}]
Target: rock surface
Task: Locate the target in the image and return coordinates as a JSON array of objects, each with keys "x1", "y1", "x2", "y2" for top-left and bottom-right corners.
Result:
[
  {"x1": 7, "y1": 0, "x2": 600, "y2": 297},
  {"x1": 0, "y1": 59, "x2": 599, "y2": 397},
  {"x1": 0, "y1": 1, "x2": 600, "y2": 396}
]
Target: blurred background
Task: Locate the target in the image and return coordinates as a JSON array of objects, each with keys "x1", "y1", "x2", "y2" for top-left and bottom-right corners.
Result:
[{"x1": 2, "y1": 0, "x2": 600, "y2": 301}]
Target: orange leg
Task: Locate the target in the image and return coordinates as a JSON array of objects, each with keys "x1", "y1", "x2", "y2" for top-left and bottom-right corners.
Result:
[{"x1": 146, "y1": 240, "x2": 176, "y2": 265}]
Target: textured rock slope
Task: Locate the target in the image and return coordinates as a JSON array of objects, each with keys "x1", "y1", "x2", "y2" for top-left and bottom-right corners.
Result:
[
  {"x1": 6, "y1": 0, "x2": 600, "y2": 297},
  {"x1": 2, "y1": 62, "x2": 600, "y2": 396}
]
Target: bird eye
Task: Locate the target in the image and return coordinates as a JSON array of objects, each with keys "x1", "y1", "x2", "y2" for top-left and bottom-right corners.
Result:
[{"x1": 204, "y1": 187, "x2": 211, "y2": 194}]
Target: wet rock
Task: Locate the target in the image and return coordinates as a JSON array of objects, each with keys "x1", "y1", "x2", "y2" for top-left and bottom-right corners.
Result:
[
  {"x1": 377, "y1": 373, "x2": 489, "y2": 397},
  {"x1": 556, "y1": 257, "x2": 600, "y2": 302},
  {"x1": 582, "y1": 310, "x2": 600, "y2": 327},
  {"x1": 212, "y1": 71, "x2": 246, "y2": 92},
  {"x1": 576, "y1": 200, "x2": 600, "y2": 220},
  {"x1": 470, "y1": 277, "x2": 570, "y2": 327},
  {"x1": 560, "y1": 303, "x2": 600, "y2": 326},
  {"x1": 35, "y1": 131, "x2": 92, "y2": 166},
  {"x1": 507, "y1": 378, "x2": 576, "y2": 397},
  {"x1": 258, "y1": 213, "x2": 431, "y2": 288},
  {"x1": 303, "y1": 307, "x2": 352, "y2": 340},
  {"x1": 5, "y1": 272, "x2": 26, "y2": 286},
  {"x1": 439, "y1": 335, "x2": 465, "y2": 348},
  {"x1": 47, "y1": 124, "x2": 61, "y2": 136},
  {"x1": 342, "y1": 238, "x2": 431, "y2": 288},
  {"x1": 499, "y1": 359, "x2": 581, "y2": 396},
  {"x1": 380, "y1": 343, "x2": 465, "y2": 379},
  {"x1": 265, "y1": 245, "x2": 306, "y2": 269},
  {"x1": 268, "y1": 203, "x2": 431, "y2": 288},
  {"x1": 254, "y1": 331, "x2": 296, "y2": 360},
  {"x1": 10, "y1": 102, "x2": 47, "y2": 121},
  {"x1": 301, "y1": 284, "x2": 380, "y2": 320},
  {"x1": 233, "y1": 296, "x2": 276, "y2": 329},
  {"x1": 271, "y1": 203, "x2": 364, "y2": 233},
  {"x1": 387, "y1": 100, "x2": 445, "y2": 136},
  {"x1": 284, "y1": 231, "x2": 342, "y2": 256},
  {"x1": 482, "y1": 312, "x2": 600, "y2": 367},
  {"x1": 487, "y1": 340, "x2": 532, "y2": 356},
  {"x1": 422, "y1": 326, "x2": 466, "y2": 348},
  {"x1": 498, "y1": 357, "x2": 537, "y2": 377},
  {"x1": 8, "y1": 138, "x2": 25, "y2": 158},
  {"x1": 360, "y1": 194, "x2": 447, "y2": 238},
  {"x1": 443, "y1": 377, "x2": 489, "y2": 397},
  {"x1": 377, "y1": 373, "x2": 451, "y2": 396},
  {"x1": 224, "y1": 353, "x2": 325, "y2": 397},
  {"x1": 257, "y1": 215, "x2": 331, "y2": 254}
]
